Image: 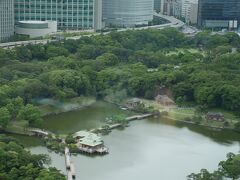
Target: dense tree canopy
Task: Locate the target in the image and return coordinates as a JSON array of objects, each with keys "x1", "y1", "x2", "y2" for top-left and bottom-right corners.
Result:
[
  {"x1": 0, "y1": 28, "x2": 240, "y2": 119},
  {"x1": 0, "y1": 135, "x2": 65, "y2": 180},
  {"x1": 188, "y1": 153, "x2": 240, "y2": 180}
]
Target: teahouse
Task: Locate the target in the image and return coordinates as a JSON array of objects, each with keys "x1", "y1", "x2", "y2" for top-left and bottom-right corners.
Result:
[
  {"x1": 73, "y1": 131, "x2": 108, "y2": 154},
  {"x1": 206, "y1": 112, "x2": 225, "y2": 122},
  {"x1": 125, "y1": 98, "x2": 143, "y2": 109},
  {"x1": 155, "y1": 95, "x2": 175, "y2": 106}
]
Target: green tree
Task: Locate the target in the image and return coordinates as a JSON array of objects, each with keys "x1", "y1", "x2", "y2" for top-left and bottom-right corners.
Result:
[
  {"x1": 16, "y1": 46, "x2": 32, "y2": 61},
  {"x1": 219, "y1": 153, "x2": 240, "y2": 179},
  {"x1": 17, "y1": 104, "x2": 42, "y2": 126},
  {"x1": 187, "y1": 169, "x2": 223, "y2": 180},
  {"x1": 234, "y1": 122, "x2": 240, "y2": 132},
  {"x1": 0, "y1": 107, "x2": 10, "y2": 128},
  {"x1": 46, "y1": 45, "x2": 69, "y2": 58},
  {"x1": 6, "y1": 97, "x2": 24, "y2": 119},
  {"x1": 0, "y1": 135, "x2": 65, "y2": 180},
  {"x1": 96, "y1": 53, "x2": 119, "y2": 66},
  {"x1": 77, "y1": 45, "x2": 103, "y2": 59},
  {"x1": 188, "y1": 153, "x2": 240, "y2": 180},
  {"x1": 0, "y1": 49, "x2": 12, "y2": 65},
  {"x1": 28, "y1": 44, "x2": 47, "y2": 60}
]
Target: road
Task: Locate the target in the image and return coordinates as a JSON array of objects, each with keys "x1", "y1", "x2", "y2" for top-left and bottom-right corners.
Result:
[{"x1": 0, "y1": 13, "x2": 185, "y2": 49}]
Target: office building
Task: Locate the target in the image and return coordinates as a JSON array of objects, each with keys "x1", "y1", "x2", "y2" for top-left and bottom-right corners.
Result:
[
  {"x1": 94, "y1": 0, "x2": 103, "y2": 30},
  {"x1": 154, "y1": 0, "x2": 162, "y2": 12},
  {"x1": 172, "y1": 0, "x2": 182, "y2": 18},
  {"x1": 14, "y1": 0, "x2": 102, "y2": 30},
  {"x1": 181, "y1": 0, "x2": 198, "y2": 24},
  {"x1": 198, "y1": 0, "x2": 240, "y2": 28},
  {"x1": 103, "y1": 0, "x2": 154, "y2": 27},
  {"x1": 0, "y1": 0, "x2": 14, "y2": 42},
  {"x1": 188, "y1": 2, "x2": 198, "y2": 24},
  {"x1": 158, "y1": 0, "x2": 176, "y2": 16}
]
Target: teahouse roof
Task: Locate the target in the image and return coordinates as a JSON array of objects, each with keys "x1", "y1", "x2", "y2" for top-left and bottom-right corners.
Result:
[
  {"x1": 73, "y1": 131, "x2": 90, "y2": 138},
  {"x1": 206, "y1": 112, "x2": 224, "y2": 116},
  {"x1": 74, "y1": 131, "x2": 103, "y2": 147},
  {"x1": 127, "y1": 98, "x2": 142, "y2": 103},
  {"x1": 155, "y1": 95, "x2": 175, "y2": 103},
  {"x1": 79, "y1": 134, "x2": 103, "y2": 147}
]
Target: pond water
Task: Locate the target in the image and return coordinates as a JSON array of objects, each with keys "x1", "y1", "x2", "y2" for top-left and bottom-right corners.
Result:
[
  {"x1": 42, "y1": 101, "x2": 133, "y2": 134},
  {"x1": 12, "y1": 102, "x2": 240, "y2": 180}
]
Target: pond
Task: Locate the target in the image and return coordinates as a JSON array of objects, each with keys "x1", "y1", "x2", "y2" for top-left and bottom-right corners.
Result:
[
  {"x1": 12, "y1": 101, "x2": 240, "y2": 180},
  {"x1": 42, "y1": 101, "x2": 133, "y2": 134}
]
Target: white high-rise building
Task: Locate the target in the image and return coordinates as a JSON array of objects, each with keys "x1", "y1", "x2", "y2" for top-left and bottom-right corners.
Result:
[
  {"x1": 159, "y1": 0, "x2": 177, "y2": 16},
  {"x1": 173, "y1": 0, "x2": 182, "y2": 17},
  {"x1": 94, "y1": 0, "x2": 103, "y2": 30},
  {"x1": 103, "y1": 0, "x2": 154, "y2": 27},
  {"x1": 0, "y1": 0, "x2": 14, "y2": 42},
  {"x1": 181, "y1": 0, "x2": 198, "y2": 24},
  {"x1": 188, "y1": 2, "x2": 198, "y2": 24}
]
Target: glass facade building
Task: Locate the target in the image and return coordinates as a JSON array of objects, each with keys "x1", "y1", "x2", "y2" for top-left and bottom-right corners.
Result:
[
  {"x1": 0, "y1": 0, "x2": 14, "y2": 42},
  {"x1": 103, "y1": 0, "x2": 154, "y2": 27},
  {"x1": 14, "y1": 0, "x2": 95, "y2": 30},
  {"x1": 154, "y1": 0, "x2": 161, "y2": 12},
  {"x1": 198, "y1": 0, "x2": 240, "y2": 28}
]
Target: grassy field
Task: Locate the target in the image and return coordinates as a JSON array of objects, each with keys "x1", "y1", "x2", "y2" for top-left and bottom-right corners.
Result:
[
  {"x1": 141, "y1": 98, "x2": 239, "y2": 129},
  {"x1": 5, "y1": 120, "x2": 30, "y2": 135},
  {"x1": 167, "y1": 108, "x2": 195, "y2": 120},
  {"x1": 165, "y1": 48, "x2": 206, "y2": 57}
]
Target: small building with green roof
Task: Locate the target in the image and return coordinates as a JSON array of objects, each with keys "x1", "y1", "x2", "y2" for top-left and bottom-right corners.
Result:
[{"x1": 73, "y1": 131, "x2": 108, "y2": 154}]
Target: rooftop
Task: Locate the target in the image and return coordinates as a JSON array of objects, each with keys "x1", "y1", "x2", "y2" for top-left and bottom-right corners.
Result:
[
  {"x1": 18, "y1": 20, "x2": 48, "y2": 24},
  {"x1": 74, "y1": 131, "x2": 103, "y2": 147},
  {"x1": 73, "y1": 131, "x2": 91, "y2": 138},
  {"x1": 127, "y1": 98, "x2": 142, "y2": 103},
  {"x1": 79, "y1": 135, "x2": 103, "y2": 147},
  {"x1": 155, "y1": 95, "x2": 175, "y2": 102}
]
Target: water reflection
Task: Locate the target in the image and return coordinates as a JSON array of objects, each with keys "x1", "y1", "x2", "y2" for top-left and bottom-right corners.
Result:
[
  {"x1": 150, "y1": 118, "x2": 240, "y2": 145},
  {"x1": 8, "y1": 102, "x2": 240, "y2": 180}
]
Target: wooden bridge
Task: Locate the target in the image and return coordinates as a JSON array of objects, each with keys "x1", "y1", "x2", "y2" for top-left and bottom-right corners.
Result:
[
  {"x1": 27, "y1": 128, "x2": 76, "y2": 179},
  {"x1": 90, "y1": 113, "x2": 155, "y2": 133},
  {"x1": 27, "y1": 128, "x2": 52, "y2": 136},
  {"x1": 126, "y1": 113, "x2": 154, "y2": 121}
]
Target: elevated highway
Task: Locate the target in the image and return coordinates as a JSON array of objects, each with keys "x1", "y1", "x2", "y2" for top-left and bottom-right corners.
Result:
[{"x1": 0, "y1": 13, "x2": 185, "y2": 49}]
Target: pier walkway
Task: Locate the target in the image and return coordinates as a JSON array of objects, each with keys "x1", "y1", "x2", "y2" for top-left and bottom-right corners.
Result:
[
  {"x1": 27, "y1": 128, "x2": 76, "y2": 179},
  {"x1": 65, "y1": 146, "x2": 76, "y2": 180},
  {"x1": 90, "y1": 113, "x2": 155, "y2": 133}
]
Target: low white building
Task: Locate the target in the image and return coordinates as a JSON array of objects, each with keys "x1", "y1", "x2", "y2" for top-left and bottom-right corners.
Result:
[{"x1": 15, "y1": 20, "x2": 57, "y2": 38}]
